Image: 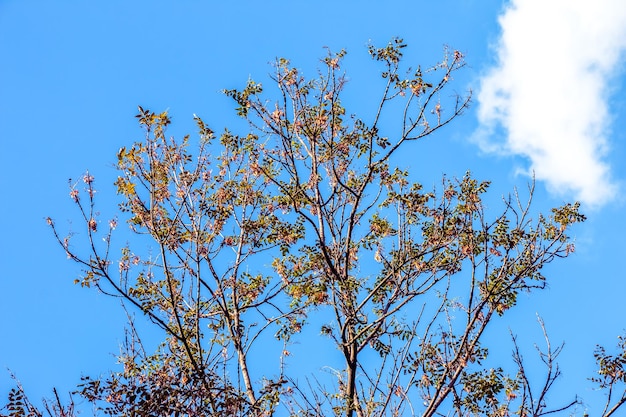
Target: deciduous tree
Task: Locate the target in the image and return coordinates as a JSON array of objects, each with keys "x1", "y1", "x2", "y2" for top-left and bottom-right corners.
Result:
[{"x1": 5, "y1": 39, "x2": 621, "y2": 417}]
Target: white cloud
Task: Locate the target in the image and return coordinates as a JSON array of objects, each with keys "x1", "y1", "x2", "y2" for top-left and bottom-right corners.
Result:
[{"x1": 475, "y1": 0, "x2": 626, "y2": 208}]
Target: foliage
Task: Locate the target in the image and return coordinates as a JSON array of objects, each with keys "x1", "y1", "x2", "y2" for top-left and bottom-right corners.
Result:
[
  {"x1": 4, "y1": 39, "x2": 620, "y2": 417},
  {"x1": 591, "y1": 334, "x2": 626, "y2": 417}
]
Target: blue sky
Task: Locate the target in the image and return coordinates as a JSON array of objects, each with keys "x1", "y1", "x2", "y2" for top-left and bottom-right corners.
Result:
[{"x1": 1, "y1": 0, "x2": 625, "y2": 413}]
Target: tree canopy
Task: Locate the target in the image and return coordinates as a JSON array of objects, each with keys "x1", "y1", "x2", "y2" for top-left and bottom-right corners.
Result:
[{"x1": 4, "y1": 39, "x2": 625, "y2": 417}]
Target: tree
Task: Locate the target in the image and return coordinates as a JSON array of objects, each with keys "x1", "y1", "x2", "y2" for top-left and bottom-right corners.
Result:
[{"x1": 4, "y1": 39, "x2": 622, "y2": 417}]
